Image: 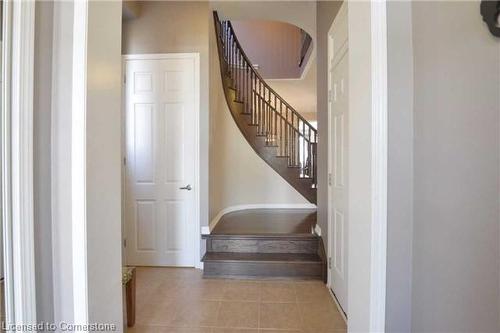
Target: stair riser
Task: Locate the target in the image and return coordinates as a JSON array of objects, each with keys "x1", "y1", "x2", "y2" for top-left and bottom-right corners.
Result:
[
  {"x1": 208, "y1": 238, "x2": 318, "y2": 254},
  {"x1": 204, "y1": 261, "x2": 322, "y2": 279}
]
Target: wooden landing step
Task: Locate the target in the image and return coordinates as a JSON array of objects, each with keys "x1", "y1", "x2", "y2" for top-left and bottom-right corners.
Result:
[
  {"x1": 203, "y1": 252, "x2": 322, "y2": 280},
  {"x1": 202, "y1": 209, "x2": 326, "y2": 280}
]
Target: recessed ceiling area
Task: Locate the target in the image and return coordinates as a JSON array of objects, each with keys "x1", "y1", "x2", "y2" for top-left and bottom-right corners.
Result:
[{"x1": 231, "y1": 20, "x2": 313, "y2": 80}]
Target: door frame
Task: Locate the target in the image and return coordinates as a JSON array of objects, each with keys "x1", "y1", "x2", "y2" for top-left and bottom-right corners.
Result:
[
  {"x1": 327, "y1": 1, "x2": 388, "y2": 331},
  {"x1": 327, "y1": 0, "x2": 349, "y2": 318},
  {"x1": 1, "y1": 0, "x2": 38, "y2": 326},
  {"x1": 122, "y1": 53, "x2": 202, "y2": 268}
]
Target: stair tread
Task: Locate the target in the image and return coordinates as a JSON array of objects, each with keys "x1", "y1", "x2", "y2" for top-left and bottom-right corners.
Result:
[
  {"x1": 202, "y1": 233, "x2": 318, "y2": 240},
  {"x1": 203, "y1": 252, "x2": 321, "y2": 263}
]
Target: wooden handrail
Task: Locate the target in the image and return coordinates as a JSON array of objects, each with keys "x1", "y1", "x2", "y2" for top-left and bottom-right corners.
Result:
[
  {"x1": 254, "y1": 93, "x2": 315, "y2": 143},
  {"x1": 215, "y1": 12, "x2": 317, "y2": 137},
  {"x1": 213, "y1": 11, "x2": 317, "y2": 187}
]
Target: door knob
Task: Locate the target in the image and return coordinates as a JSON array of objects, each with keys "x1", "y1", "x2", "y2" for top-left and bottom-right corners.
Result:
[{"x1": 179, "y1": 184, "x2": 192, "y2": 191}]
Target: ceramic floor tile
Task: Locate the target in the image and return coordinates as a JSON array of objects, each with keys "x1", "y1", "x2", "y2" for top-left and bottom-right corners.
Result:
[
  {"x1": 131, "y1": 267, "x2": 345, "y2": 333},
  {"x1": 260, "y1": 282, "x2": 296, "y2": 303},
  {"x1": 223, "y1": 281, "x2": 261, "y2": 302},
  {"x1": 170, "y1": 300, "x2": 221, "y2": 328},
  {"x1": 298, "y1": 300, "x2": 346, "y2": 331},
  {"x1": 126, "y1": 324, "x2": 160, "y2": 333},
  {"x1": 158, "y1": 327, "x2": 213, "y2": 333},
  {"x1": 183, "y1": 279, "x2": 228, "y2": 301},
  {"x1": 135, "y1": 299, "x2": 177, "y2": 326},
  {"x1": 216, "y1": 301, "x2": 259, "y2": 329},
  {"x1": 212, "y1": 328, "x2": 259, "y2": 333},
  {"x1": 294, "y1": 281, "x2": 332, "y2": 303},
  {"x1": 259, "y1": 302, "x2": 302, "y2": 330}
]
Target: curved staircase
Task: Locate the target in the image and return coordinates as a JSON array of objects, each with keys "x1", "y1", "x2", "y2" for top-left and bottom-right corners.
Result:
[
  {"x1": 203, "y1": 13, "x2": 324, "y2": 281},
  {"x1": 213, "y1": 12, "x2": 318, "y2": 204}
]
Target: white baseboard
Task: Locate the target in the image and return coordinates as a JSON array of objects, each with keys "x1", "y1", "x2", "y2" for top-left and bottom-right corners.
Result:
[
  {"x1": 201, "y1": 226, "x2": 210, "y2": 235},
  {"x1": 328, "y1": 287, "x2": 348, "y2": 324},
  {"x1": 314, "y1": 224, "x2": 322, "y2": 237},
  {"x1": 208, "y1": 203, "x2": 317, "y2": 233}
]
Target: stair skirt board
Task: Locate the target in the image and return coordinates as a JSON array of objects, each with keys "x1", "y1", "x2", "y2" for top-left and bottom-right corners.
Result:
[{"x1": 209, "y1": 204, "x2": 317, "y2": 233}]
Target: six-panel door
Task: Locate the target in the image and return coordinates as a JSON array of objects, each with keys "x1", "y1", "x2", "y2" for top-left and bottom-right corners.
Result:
[
  {"x1": 125, "y1": 56, "x2": 196, "y2": 267},
  {"x1": 328, "y1": 2, "x2": 349, "y2": 315}
]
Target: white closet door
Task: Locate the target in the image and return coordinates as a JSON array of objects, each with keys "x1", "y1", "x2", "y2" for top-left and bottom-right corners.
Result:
[{"x1": 125, "y1": 56, "x2": 197, "y2": 267}]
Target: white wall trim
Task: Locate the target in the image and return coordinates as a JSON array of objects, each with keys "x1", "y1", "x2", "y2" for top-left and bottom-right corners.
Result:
[
  {"x1": 208, "y1": 203, "x2": 317, "y2": 232},
  {"x1": 328, "y1": 288, "x2": 348, "y2": 324},
  {"x1": 369, "y1": 1, "x2": 388, "y2": 331},
  {"x1": 1, "y1": 0, "x2": 38, "y2": 326},
  {"x1": 326, "y1": 1, "x2": 388, "y2": 330},
  {"x1": 71, "y1": 0, "x2": 90, "y2": 325},
  {"x1": 201, "y1": 226, "x2": 210, "y2": 235},
  {"x1": 122, "y1": 52, "x2": 202, "y2": 269}
]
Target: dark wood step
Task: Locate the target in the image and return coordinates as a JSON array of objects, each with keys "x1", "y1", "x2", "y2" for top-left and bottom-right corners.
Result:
[
  {"x1": 202, "y1": 252, "x2": 323, "y2": 279},
  {"x1": 204, "y1": 234, "x2": 319, "y2": 254}
]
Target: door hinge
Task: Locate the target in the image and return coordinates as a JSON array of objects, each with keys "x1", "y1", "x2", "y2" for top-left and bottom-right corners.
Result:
[
  {"x1": 328, "y1": 173, "x2": 332, "y2": 186},
  {"x1": 123, "y1": 239, "x2": 127, "y2": 248},
  {"x1": 123, "y1": 157, "x2": 127, "y2": 166},
  {"x1": 124, "y1": 74, "x2": 127, "y2": 85},
  {"x1": 328, "y1": 257, "x2": 332, "y2": 269}
]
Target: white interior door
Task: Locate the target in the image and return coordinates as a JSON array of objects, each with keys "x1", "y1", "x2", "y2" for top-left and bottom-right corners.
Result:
[
  {"x1": 328, "y1": 3, "x2": 349, "y2": 315},
  {"x1": 125, "y1": 55, "x2": 198, "y2": 267}
]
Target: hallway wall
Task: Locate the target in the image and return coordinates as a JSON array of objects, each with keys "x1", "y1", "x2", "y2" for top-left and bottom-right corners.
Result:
[
  {"x1": 34, "y1": 0, "x2": 55, "y2": 324},
  {"x1": 410, "y1": 1, "x2": 500, "y2": 331},
  {"x1": 231, "y1": 20, "x2": 305, "y2": 79},
  {"x1": 122, "y1": 1, "x2": 211, "y2": 228},
  {"x1": 386, "y1": 1, "x2": 414, "y2": 331}
]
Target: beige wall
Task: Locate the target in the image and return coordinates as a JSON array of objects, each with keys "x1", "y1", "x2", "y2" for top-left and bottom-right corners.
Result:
[
  {"x1": 316, "y1": 0, "x2": 342, "y2": 253},
  {"x1": 209, "y1": 8, "x2": 309, "y2": 221},
  {"x1": 122, "y1": 1, "x2": 211, "y2": 226},
  {"x1": 86, "y1": 1, "x2": 124, "y2": 326},
  {"x1": 267, "y1": 61, "x2": 317, "y2": 118},
  {"x1": 386, "y1": 1, "x2": 414, "y2": 332},
  {"x1": 122, "y1": 0, "x2": 141, "y2": 20},
  {"x1": 34, "y1": 0, "x2": 54, "y2": 323},
  {"x1": 231, "y1": 20, "x2": 304, "y2": 79},
  {"x1": 212, "y1": 1, "x2": 316, "y2": 44},
  {"x1": 411, "y1": 2, "x2": 500, "y2": 331}
]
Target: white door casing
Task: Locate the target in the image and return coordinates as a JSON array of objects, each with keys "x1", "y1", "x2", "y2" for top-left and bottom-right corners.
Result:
[
  {"x1": 328, "y1": 2, "x2": 349, "y2": 316},
  {"x1": 124, "y1": 54, "x2": 199, "y2": 267}
]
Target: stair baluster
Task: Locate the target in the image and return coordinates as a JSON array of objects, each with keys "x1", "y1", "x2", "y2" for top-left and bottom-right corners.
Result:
[{"x1": 214, "y1": 12, "x2": 318, "y2": 202}]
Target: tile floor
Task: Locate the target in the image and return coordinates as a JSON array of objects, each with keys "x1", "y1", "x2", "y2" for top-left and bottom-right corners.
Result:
[{"x1": 128, "y1": 267, "x2": 346, "y2": 333}]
